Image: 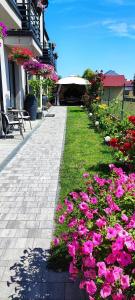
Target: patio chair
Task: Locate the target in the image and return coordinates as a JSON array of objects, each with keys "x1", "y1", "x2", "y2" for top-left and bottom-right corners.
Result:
[
  {"x1": 0, "y1": 111, "x2": 24, "y2": 139},
  {"x1": 18, "y1": 110, "x2": 32, "y2": 131}
]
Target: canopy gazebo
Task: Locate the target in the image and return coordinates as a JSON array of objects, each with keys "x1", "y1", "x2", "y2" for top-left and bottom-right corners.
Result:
[{"x1": 56, "y1": 75, "x2": 90, "y2": 105}]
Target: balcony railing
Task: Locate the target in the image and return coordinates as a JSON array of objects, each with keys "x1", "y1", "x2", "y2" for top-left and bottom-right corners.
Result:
[
  {"x1": 39, "y1": 43, "x2": 57, "y2": 69},
  {"x1": 7, "y1": 0, "x2": 41, "y2": 47}
]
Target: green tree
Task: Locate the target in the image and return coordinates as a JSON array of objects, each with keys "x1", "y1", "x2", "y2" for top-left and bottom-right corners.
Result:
[{"x1": 82, "y1": 68, "x2": 95, "y2": 81}]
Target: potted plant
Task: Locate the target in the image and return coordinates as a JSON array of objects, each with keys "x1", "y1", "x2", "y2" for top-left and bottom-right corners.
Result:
[{"x1": 8, "y1": 47, "x2": 34, "y2": 65}]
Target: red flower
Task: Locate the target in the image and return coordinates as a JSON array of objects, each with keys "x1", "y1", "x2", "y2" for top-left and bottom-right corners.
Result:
[
  {"x1": 128, "y1": 116, "x2": 135, "y2": 125},
  {"x1": 109, "y1": 138, "x2": 119, "y2": 148},
  {"x1": 123, "y1": 142, "x2": 132, "y2": 151}
]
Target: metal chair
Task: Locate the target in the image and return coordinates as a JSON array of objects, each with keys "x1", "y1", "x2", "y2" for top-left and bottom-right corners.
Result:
[{"x1": 0, "y1": 111, "x2": 24, "y2": 139}]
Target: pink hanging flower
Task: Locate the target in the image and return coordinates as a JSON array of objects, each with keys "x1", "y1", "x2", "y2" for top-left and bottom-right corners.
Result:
[
  {"x1": 120, "y1": 274, "x2": 130, "y2": 290},
  {"x1": 100, "y1": 284, "x2": 112, "y2": 298},
  {"x1": 85, "y1": 280, "x2": 97, "y2": 295},
  {"x1": 97, "y1": 262, "x2": 107, "y2": 277}
]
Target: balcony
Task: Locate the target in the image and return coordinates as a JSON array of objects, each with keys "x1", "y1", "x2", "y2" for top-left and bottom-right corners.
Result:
[
  {"x1": 40, "y1": 43, "x2": 58, "y2": 69},
  {"x1": 0, "y1": 0, "x2": 22, "y2": 29},
  {"x1": 4, "y1": 0, "x2": 42, "y2": 56}
]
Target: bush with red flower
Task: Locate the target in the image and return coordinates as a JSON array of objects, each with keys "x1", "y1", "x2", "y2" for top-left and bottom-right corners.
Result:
[
  {"x1": 109, "y1": 116, "x2": 135, "y2": 164},
  {"x1": 52, "y1": 165, "x2": 135, "y2": 299},
  {"x1": 8, "y1": 47, "x2": 34, "y2": 65}
]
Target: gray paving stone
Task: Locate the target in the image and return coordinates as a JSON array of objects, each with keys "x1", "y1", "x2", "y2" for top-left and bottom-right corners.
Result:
[{"x1": 0, "y1": 107, "x2": 67, "y2": 298}]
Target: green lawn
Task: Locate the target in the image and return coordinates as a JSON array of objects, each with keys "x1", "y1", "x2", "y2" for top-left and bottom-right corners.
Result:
[{"x1": 59, "y1": 106, "x2": 114, "y2": 201}]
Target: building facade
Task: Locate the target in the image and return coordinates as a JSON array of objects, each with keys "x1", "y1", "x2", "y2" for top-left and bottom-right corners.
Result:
[{"x1": 0, "y1": 0, "x2": 57, "y2": 112}]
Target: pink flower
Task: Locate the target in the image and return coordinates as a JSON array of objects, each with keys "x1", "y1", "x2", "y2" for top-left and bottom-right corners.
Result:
[
  {"x1": 86, "y1": 280, "x2": 97, "y2": 295},
  {"x1": 82, "y1": 241, "x2": 93, "y2": 255},
  {"x1": 83, "y1": 256, "x2": 96, "y2": 268},
  {"x1": 106, "y1": 227, "x2": 117, "y2": 239},
  {"x1": 68, "y1": 243, "x2": 76, "y2": 257},
  {"x1": 112, "y1": 237, "x2": 124, "y2": 252},
  {"x1": 79, "y1": 280, "x2": 86, "y2": 289},
  {"x1": 105, "y1": 253, "x2": 116, "y2": 264},
  {"x1": 120, "y1": 275, "x2": 130, "y2": 290},
  {"x1": 80, "y1": 192, "x2": 90, "y2": 202},
  {"x1": 67, "y1": 202, "x2": 74, "y2": 213},
  {"x1": 69, "y1": 262, "x2": 78, "y2": 278},
  {"x1": 121, "y1": 214, "x2": 129, "y2": 222},
  {"x1": 58, "y1": 215, "x2": 65, "y2": 224},
  {"x1": 105, "y1": 269, "x2": 115, "y2": 284},
  {"x1": 78, "y1": 224, "x2": 89, "y2": 236},
  {"x1": 104, "y1": 207, "x2": 112, "y2": 215},
  {"x1": 117, "y1": 251, "x2": 132, "y2": 267},
  {"x1": 100, "y1": 284, "x2": 112, "y2": 298},
  {"x1": 97, "y1": 262, "x2": 107, "y2": 277},
  {"x1": 112, "y1": 294, "x2": 126, "y2": 300},
  {"x1": 84, "y1": 269, "x2": 96, "y2": 279},
  {"x1": 79, "y1": 202, "x2": 89, "y2": 212},
  {"x1": 56, "y1": 203, "x2": 63, "y2": 211},
  {"x1": 90, "y1": 197, "x2": 98, "y2": 205},
  {"x1": 68, "y1": 218, "x2": 77, "y2": 228},
  {"x1": 115, "y1": 185, "x2": 125, "y2": 198},
  {"x1": 53, "y1": 237, "x2": 60, "y2": 246},
  {"x1": 112, "y1": 266, "x2": 123, "y2": 281},
  {"x1": 83, "y1": 173, "x2": 89, "y2": 178},
  {"x1": 93, "y1": 233, "x2": 102, "y2": 246},
  {"x1": 69, "y1": 192, "x2": 79, "y2": 200},
  {"x1": 96, "y1": 217, "x2": 107, "y2": 228},
  {"x1": 85, "y1": 210, "x2": 93, "y2": 219}
]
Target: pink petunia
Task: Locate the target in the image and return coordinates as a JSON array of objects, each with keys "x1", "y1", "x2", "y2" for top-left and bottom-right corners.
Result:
[
  {"x1": 100, "y1": 284, "x2": 112, "y2": 298},
  {"x1": 120, "y1": 275, "x2": 130, "y2": 290},
  {"x1": 96, "y1": 217, "x2": 107, "y2": 228},
  {"x1": 90, "y1": 197, "x2": 98, "y2": 205},
  {"x1": 93, "y1": 233, "x2": 103, "y2": 246},
  {"x1": 58, "y1": 215, "x2": 65, "y2": 224},
  {"x1": 106, "y1": 227, "x2": 117, "y2": 239},
  {"x1": 79, "y1": 201, "x2": 89, "y2": 212},
  {"x1": 121, "y1": 214, "x2": 129, "y2": 223},
  {"x1": 115, "y1": 185, "x2": 125, "y2": 198},
  {"x1": 82, "y1": 241, "x2": 93, "y2": 255},
  {"x1": 97, "y1": 262, "x2": 107, "y2": 277},
  {"x1": 85, "y1": 280, "x2": 97, "y2": 295},
  {"x1": 83, "y1": 256, "x2": 96, "y2": 268}
]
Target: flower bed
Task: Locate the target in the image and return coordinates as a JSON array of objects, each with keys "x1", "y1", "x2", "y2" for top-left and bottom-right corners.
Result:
[
  {"x1": 53, "y1": 164, "x2": 135, "y2": 299},
  {"x1": 8, "y1": 47, "x2": 34, "y2": 65},
  {"x1": 109, "y1": 117, "x2": 135, "y2": 164},
  {"x1": 89, "y1": 102, "x2": 135, "y2": 165}
]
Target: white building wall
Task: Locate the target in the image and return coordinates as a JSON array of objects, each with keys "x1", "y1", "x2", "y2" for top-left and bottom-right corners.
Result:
[{"x1": 0, "y1": 41, "x2": 11, "y2": 111}]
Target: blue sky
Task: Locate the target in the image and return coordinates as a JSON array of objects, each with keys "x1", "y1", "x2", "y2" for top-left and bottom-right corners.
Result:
[{"x1": 45, "y1": 0, "x2": 135, "y2": 79}]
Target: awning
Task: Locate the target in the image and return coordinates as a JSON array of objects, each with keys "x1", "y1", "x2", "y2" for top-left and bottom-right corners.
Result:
[{"x1": 56, "y1": 76, "x2": 90, "y2": 85}]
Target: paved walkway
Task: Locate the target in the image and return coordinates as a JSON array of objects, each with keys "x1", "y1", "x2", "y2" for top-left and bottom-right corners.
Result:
[{"x1": 0, "y1": 106, "x2": 87, "y2": 300}]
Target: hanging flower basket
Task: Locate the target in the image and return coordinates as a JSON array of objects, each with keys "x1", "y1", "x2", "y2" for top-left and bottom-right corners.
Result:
[
  {"x1": 23, "y1": 60, "x2": 44, "y2": 74},
  {"x1": 38, "y1": 64, "x2": 54, "y2": 78},
  {"x1": 8, "y1": 47, "x2": 34, "y2": 65},
  {"x1": 0, "y1": 22, "x2": 8, "y2": 47}
]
